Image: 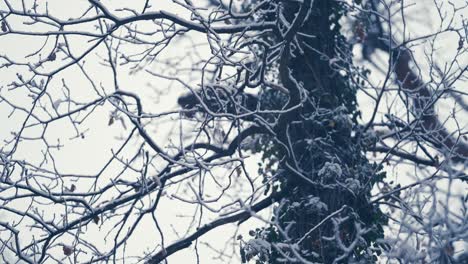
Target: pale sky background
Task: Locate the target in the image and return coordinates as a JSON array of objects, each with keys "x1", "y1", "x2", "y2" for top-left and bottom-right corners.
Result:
[
  {"x1": 0, "y1": 1, "x2": 269, "y2": 263},
  {"x1": 0, "y1": 0, "x2": 467, "y2": 263}
]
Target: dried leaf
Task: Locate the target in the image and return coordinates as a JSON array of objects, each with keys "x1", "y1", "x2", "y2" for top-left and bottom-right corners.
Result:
[
  {"x1": 108, "y1": 116, "x2": 114, "y2": 126},
  {"x1": 70, "y1": 184, "x2": 76, "y2": 192},
  {"x1": 53, "y1": 99, "x2": 62, "y2": 109},
  {"x1": 63, "y1": 245, "x2": 73, "y2": 256},
  {"x1": 1, "y1": 21, "x2": 7, "y2": 32},
  {"x1": 354, "y1": 22, "x2": 366, "y2": 42},
  {"x1": 458, "y1": 38, "x2": 464, "y2": 50},
  {"x1": 235, "y1": 167, "x2": 242, "y2": 177},
  {"x1": 152, "y1": 175, "x2": 162, "y2": 186},
  {"x1": 93, "y1": 215, "x2": 100, "y2": 224},
  {"x1": 47, "y1": 52, "x2": 56, "y2": 61}
]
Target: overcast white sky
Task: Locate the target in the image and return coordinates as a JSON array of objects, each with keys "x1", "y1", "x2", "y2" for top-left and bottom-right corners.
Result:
[{"x1": 0, "y1": 0, "x2": 467, "y2": 263}]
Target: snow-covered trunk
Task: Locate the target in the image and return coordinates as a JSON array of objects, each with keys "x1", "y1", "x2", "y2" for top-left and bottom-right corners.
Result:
[{"x1": 260, "y1": 1, "x2": 387, "y2": 262}]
